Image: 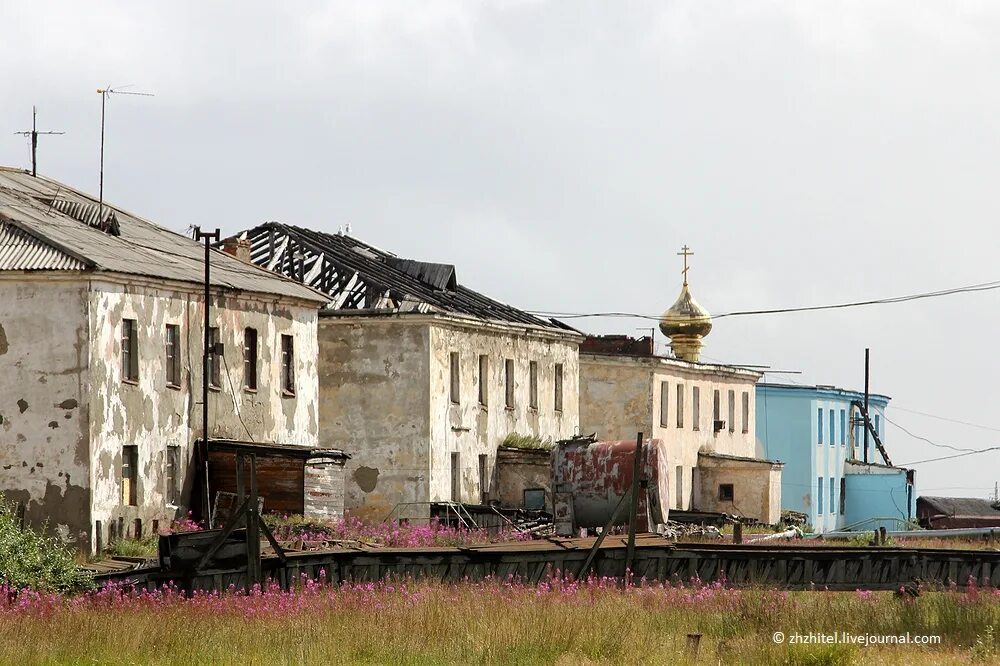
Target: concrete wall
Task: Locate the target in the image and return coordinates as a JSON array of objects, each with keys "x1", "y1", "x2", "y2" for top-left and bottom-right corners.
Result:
[
  {"x1": 495, "y1": 446, "x2": 552, "y2": 509},
  {"x1": 579, "y1": 354, "x2": 760, "y2": 513},
  {"x1": 695, "y1": 455, "x2": 782, "y2": 524},
  {"x1": 87, "y1": 278, "x2": 319, "y2": 545},
  {"x1": 428, "y1": 321, "x2": 579, "y2": 505},
  {"x1": 318, "y1": 317, "x2": 432, "y2": 522},
  {"x1": 0, "y1": 275, "x2": 92, "y2": 546}
]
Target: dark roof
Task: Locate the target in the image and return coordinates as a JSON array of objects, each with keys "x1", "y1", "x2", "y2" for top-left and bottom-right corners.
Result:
[
  {"x1": 918, "y1": 496, "x2": 1000, "y2": 518},
  {"x1": 233, "y1": 222, "x2": 574, "y2": 330},
  {"x1": 206, "y1": 438, "x2": 349, "y2": 461},
  {"x1": 580, "y1": 335, "x2": 655, "y2": 357},
  {"x1": 0, "y1": 168, "x2": 326, "y2": 304},
  {"x1": 698, "y1": 451, "x2": 783, "y2": 466}
]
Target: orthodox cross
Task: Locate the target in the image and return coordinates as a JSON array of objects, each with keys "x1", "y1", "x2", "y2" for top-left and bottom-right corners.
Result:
[
  {"x1": 677, "y1": 245, "x2": 694, "y2": 285},
  {"x1": 14, "y1": 106, "x2": 64, "y2": 178}
]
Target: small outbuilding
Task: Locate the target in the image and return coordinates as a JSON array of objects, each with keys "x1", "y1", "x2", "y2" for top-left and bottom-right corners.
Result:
[{"x1": 916, "y1": 496, "x2": 1000, "y2": 529}]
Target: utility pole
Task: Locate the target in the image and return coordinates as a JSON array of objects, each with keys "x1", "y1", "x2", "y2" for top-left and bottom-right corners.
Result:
[
  {"x1": 195, "y1": 227, "x2": 221, "y2": 528},
  {"x1": 863, "y1": 348, "x2": 870, "y2": 464},
  {"x1": 625, "y1": 432, "x2": 644, "y2": 578},
  {"x1": 14, "y1": 106, "x2": 64, "y2": 177}
]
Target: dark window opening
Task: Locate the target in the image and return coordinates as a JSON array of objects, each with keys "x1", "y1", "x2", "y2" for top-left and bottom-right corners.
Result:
[
  {"x1": 718, "y1": 484, "x2": 734, "y2": 502},
  {"x1": 165, "y1": 324, "x2": 180, "y2": 387},
  {"x1": 122, "y1": 445, "x2": 138, "y2": 506},
  {"x1": 166, "y1": 445, "x2": 181, "y2": 505},
  {"x1": 281, "y1": 334, "x2": 295, "y2": 395},
  {"x1": 528, "y1": 361, "x2": 538, "y2": 409},
  {"x1": 449, "y1": 352, "x2": 460, "y2": 404},
  {"x1": 244, "y1": 328, "x2": 258, "y2": 390},
  {"x1": 478, "y1": 355, "x2": 488, "y2": 406},
  {"x1": 504, "y1": 359, "x2": 514, "y2": 409},
  {"x1": 122, "y1": 319, "x2": 138, "y2": 383},
  {"x1": 207, "y1": 326, "x2": 221, "y2": 389},
  {"x1": 554, "y1": 363, "x2": 563, "y2": 413}
]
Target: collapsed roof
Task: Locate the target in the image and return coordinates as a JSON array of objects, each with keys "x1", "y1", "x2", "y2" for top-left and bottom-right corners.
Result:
[{"x1": 235, "y1": 222, "x2": 574, "y2": 331}]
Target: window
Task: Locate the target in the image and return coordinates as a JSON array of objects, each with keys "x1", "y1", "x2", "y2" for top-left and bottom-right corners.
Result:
[
  {"x1": 504, "y1": 359, "x2": 514, "y2": 408},
  {"x1": 839, "y1": 477, "x2": 846, "y2": 515},
  {"x1": 675, "y1": 465, "x2": 684, "y2": 509},
  {"x1": 741, "y1": 391, "x2": 749, "y2": 433},
  {"x1": 165, "y1": 324, "x2": 180, "y2": 388},
  {"x1": 829, "y1": 409, "x2": 835, "y2": 446},
  {"x1": 554, "y1": 363, "x2": 563, "y2": 412},
  {"x1": 840, "y1": 409, "x2": 846, "y2": 446},
  {"x1": 676, "y1": 385, "x2": 684, "y2": 428},
  {"x1": 817, "y1": 477, "x2": 824, "y2": 514},
  {"x1": 449, "y1": 352, "x2": 460, "y2": 404},
  {"x1": 528, "y1": 361, "x2": 538, "y2": 409},
  {"x1": 727, "y1": 390, "x2": 735, "y2": 433},
  {"x1": 166, "y1": 445, "x2": 180, "y2": 505},
  {"x1": 718, "y1": 484, "x2": 734, "y2": 502},
  {"x1": 244, "y1": 328, "x2": 258, "y2": 390},
  {"x1": 451, "y1": 452, "x2": 461, "y2": 502},
  {"x1": 874, "y1": 414, "x2": 881, "y2": 438},
  {"x1": 122, "y1": 445, "x2": 138, "y2": 506},
  {"x1": 692, "y1": 387, "x2": 700, "y2": 431},
  {"x1": 479, "y1": 454, "x2": 489, "y2": 504},
  {"x1": 280, "y1": 334, "x2": 295, "y2": 395},
  {"x1": 659, "y1": 381, "x2": 669, "y2": 427},
  {"x1": 829, "y1": 478, "x2": 836, "y2": 514},
  {"x1": 121, "y1": 318, "x2": 138, "y2": 383},
  {"x1": 817, "y1": 408, "x2": 824, "y2": 445},
  {"x1": 713, "y1": 389, "x2": 721, "y2": 429},
  {"x1": 207, "y1": 326, "x2": 221, "y2": 389},
  {"x1": 478, "y1": 355, "x2": 489, "y2": 406}
]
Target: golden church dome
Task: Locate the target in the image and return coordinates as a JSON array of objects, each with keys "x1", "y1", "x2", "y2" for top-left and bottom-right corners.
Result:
[{"x1": 659, "y1": 245, "x2": 711, "y2": 362}]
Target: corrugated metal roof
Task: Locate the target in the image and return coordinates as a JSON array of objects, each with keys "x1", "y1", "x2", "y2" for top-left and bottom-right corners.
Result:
[
  {"x1": 235, "y1": 222, "x2": 576, "y2": 331},
  {"x1": 918, "y1": 496, "x2": 1000, "y2": 517},
  {"x1": 0, "y1": 221, "x2": 86, "y2": 270},
  {"x1": 0, "y1": 168, "x2": 327, "y2": 304}
]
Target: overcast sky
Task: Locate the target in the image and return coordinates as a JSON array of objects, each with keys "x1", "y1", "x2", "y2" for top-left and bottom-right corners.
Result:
[{"x1": 4, "y1": 1, "x2": 1000, "y2": 498}]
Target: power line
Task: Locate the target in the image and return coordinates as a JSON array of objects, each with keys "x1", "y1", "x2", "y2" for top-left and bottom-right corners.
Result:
[
  {"x1": 899, "y1": 447, "x2": 1000, "y2": 466},
  {"x1": 889, "y1": 405, "x2": 1000, "y2": 434},
  {"x1": 883, "y1": 415, "x2": 980, "y2": 453},
  {"x1": 527, "y1": 277, "x2": 1000, "y2": 321}
]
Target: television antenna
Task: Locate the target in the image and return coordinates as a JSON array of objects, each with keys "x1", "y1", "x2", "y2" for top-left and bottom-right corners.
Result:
[
  {"x1": 14, "y1": 106, "x2": 64, "y2": 177},
  {"x1": 97, "y1": 85, "x2": 154, "y2": 217}
]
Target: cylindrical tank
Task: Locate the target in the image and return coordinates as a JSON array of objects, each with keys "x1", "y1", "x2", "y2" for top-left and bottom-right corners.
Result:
[{"x1": 552, "y1": 437, "x2": 669, "y2": 530}]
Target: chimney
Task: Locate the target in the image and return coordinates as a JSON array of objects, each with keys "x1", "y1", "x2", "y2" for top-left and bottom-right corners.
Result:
[{"x1": 221, "y1": 237, "x2": 251, "y2": 263}]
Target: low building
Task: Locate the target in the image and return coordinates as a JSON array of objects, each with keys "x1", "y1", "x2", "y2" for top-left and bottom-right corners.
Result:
[
  {"x1": 756, "y1": 383, "x2": 915, "y2": 533},
  {"x1": 494, "y1": 445, "x2": 551, "y2": 511},
  {"x1": 0, "y1": 168, "x2": 329, "y2": 551},
  {"x1": 917, "y1": 496, "x2": 1000, "y2": 529},
  {"x1": 232, "y1": 223, "x2": 582, "y2": 522},
  {"x1": 578, "y1": 256, "x2": 782, "y2": 525}
]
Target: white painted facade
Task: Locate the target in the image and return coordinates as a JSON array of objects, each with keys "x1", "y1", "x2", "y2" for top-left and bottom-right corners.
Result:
[
  {"x1": 0, "y1": 271, "x2": 320, "y2": 550},
  {"x1": 318, "y1": 313, "x2": 581, "y2": 522}
]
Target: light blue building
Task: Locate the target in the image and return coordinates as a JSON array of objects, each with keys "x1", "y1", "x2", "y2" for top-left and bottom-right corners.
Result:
[{"x1": 756, "y1": 384, "x2": 915, "y2": 533}]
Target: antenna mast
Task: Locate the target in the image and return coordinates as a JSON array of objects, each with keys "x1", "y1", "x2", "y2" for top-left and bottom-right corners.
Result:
[
  {"x1": 14, "y1": 106, "x2": 64, "y2": 177},
  {"x1": 97, "y1": 85, "x2": 154, "y2": 218}
]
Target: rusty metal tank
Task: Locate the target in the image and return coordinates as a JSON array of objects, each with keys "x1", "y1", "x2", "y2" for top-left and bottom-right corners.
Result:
[{"x1": 552, "y1": 437, "x2": 669, "y2": 532}]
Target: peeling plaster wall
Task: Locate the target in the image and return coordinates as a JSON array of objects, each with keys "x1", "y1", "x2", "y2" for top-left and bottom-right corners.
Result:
[
  {"x1": 427, "y1": 322, "x2": 580, "y2": 505},
  {"x1": 0, "y1": 275, "x2": 91, "y2": 545},
  {"x1": 87, "y1": 278, "x2": 319, "y2": 543},
  {"x1": 318, "y1": 318, "x2": 431, "y2": 523},
  {"x1": 579, "y1": 354, "x2": 760, "y2": 513}
]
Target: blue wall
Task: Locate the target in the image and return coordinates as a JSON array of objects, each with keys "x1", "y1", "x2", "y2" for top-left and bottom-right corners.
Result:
[
  {"x1": 843, "y1": 467, "x2": 915, "y2": 531},
  {"x1": 756, "y1": 384, "x2": 902, "y2": 533}
]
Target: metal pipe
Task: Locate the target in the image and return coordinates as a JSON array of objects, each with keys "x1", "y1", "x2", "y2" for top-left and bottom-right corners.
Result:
[
  {"x1": 196, "y1": 227, "x2": 220, "y2": 527},
  {"x1": 817, "y1": 527, "x2": 1000, "y2": 540},
  {"x1": 863, "y1": 348, "x2": 870, "y2": 464},
  {"x1": 624, "y1": 432, "x2": 644, "y2": 576}
]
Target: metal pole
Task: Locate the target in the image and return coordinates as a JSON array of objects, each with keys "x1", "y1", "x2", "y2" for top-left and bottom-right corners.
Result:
[
  {"x1": 196, "y1": 227, "x2": 220, "y2": 527},
  {"x1": 863, "y1": 348, "x2": 870, "y2": 464},
  {"x1": 30, "y1": 106, "x2": 37, "y2": 178},
  {"x1": 624, "y1": 432, "x2": 644, "y2": 578},
  {"x1": 98, "y1": 92, "x2": 106, "y2": 217}
]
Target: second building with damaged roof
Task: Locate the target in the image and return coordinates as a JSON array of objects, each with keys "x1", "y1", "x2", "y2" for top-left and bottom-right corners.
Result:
[{"x1": 233, "y1": 223, "x2": 582, "y2": 521}]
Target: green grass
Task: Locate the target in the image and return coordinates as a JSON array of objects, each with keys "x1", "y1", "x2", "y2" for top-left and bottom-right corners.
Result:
[{"x1": 0, "y1": 580, "x2": 997, "y2": 664}]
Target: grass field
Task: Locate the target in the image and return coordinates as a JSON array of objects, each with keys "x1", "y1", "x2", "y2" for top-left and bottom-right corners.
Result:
[{"x1": 1, "y1": 575, "x2": 998, "y2": 665}]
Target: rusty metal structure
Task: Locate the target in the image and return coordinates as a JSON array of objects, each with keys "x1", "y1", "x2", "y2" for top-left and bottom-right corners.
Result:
[{"x1": 551, "y1": 436, "x2": 669, "y2": 535}]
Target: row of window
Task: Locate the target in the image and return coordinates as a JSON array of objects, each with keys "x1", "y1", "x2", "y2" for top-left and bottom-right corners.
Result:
[
  {"x1": 449, "y1": 353, "x2": 564, "y2": 413},
  {"x1": 817, "y1": 407, "x2": 881, "y2": 447},
  {"x1": 659, "y1": 383, "x2": 750, "y2": 434},
  {"x1": 121, "y1": 319, "x2": 297, "y2": 395},
  {"x1": 121, "y1": 444, "x2": 181, "y2": 507},
  {"x1": 816, "y1": 476, "x2": 846, "y2": 515}
]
